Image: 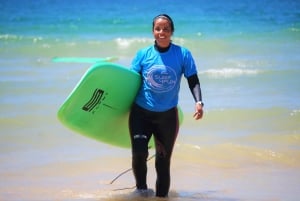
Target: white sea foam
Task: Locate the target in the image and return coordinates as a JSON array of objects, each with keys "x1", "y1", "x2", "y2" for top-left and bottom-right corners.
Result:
[
  {"x1": 0, "y1": 34, "x2": 20, "y2": 40},
  {"x1": 114, "y1": 37, "x2": 152, "y2": 49},
  {"x1": 201, "y1": 68, "x2": 260, "y2": 78}
]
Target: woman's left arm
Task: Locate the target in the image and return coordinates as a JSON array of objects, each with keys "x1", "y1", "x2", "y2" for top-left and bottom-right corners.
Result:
[{"x1": 187, "y1": 74, "x2": 204, "y2": 120}]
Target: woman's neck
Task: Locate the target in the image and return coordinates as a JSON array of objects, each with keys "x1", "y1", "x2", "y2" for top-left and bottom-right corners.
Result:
[{"x1": 154, "y1": 41, "x2": 171, "y2": 53}]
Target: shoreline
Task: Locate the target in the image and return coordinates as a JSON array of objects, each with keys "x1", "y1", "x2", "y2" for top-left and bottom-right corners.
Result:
[{"x1": 1, "y1": 143, "x2": 300, "y2": 201}]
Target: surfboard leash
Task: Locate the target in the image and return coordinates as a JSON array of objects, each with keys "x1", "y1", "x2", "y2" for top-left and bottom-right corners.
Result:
[{"x1": 109, "y1": 154, "x2": 156, "y2": 186}]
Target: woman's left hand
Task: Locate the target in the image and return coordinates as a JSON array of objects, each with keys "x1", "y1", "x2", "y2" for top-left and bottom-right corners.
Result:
[{"x1": 193, "y1": 102, "x2": 204, "y2": 120}]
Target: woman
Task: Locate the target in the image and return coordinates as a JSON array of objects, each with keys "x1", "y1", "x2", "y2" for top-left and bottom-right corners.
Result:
[{"x1": 129, "y1": 14, "x2": 204, "y2": 197}]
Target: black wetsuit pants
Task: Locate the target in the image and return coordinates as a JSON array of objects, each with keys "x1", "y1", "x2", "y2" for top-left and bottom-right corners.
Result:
[{"x1": 129, "y1": 103, "x2": 179, "y2": 197}]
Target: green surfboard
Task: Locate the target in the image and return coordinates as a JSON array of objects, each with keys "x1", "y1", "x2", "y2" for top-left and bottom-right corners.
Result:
[{"x1": 57, "y1": 62, "x2": 183, "y2": 148}]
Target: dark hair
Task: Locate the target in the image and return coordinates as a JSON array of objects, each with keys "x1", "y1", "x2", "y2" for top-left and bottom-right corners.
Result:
[{"x1": 152, "y1": 14, "x2": 175, "y2": 33}]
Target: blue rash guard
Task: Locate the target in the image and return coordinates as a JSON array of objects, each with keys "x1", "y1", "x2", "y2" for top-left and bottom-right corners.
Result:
[{"x1": 131, "y1": 43, "x2": 198, "y2": 112}]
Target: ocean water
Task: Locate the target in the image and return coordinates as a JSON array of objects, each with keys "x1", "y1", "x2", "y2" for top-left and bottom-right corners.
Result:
[{"x1": 1, "y1": 0, "x2": 300, "y2": 200}]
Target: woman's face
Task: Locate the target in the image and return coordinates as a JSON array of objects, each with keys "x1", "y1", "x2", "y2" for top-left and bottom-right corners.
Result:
[{"x1": 153, "y1": 18, "x2": 173, "y2": 48}]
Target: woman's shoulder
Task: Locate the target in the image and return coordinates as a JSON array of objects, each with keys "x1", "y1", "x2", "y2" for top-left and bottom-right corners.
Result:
[{"x1": 171, "y1": 43, "x2": 192, "y2": 55}]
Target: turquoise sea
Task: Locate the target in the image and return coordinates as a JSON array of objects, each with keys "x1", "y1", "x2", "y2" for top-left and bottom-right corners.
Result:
[{"x1": 1, "y1": 0, "x2": 300, "y2": 200}]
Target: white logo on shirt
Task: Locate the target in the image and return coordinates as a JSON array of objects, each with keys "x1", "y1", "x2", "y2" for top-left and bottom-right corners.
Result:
[{"x1": 146, "y1": 65, "x2": 177, "y2": 93}]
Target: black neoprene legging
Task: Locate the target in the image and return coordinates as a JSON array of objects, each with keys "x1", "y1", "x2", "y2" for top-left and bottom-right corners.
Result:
[{"x1": 129, "y1": 103, "x2": 179, "y2": 197}]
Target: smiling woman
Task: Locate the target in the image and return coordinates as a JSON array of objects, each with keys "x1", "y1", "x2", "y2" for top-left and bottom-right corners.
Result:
[
  {"x1": 152, "y1": 14, "x2": 174, "y2": 48},
  {"x1": 128, "y1": 14, "x2": 204, "y2": 197}
]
